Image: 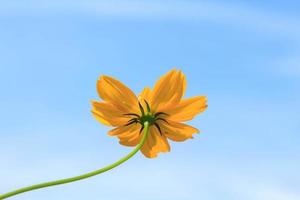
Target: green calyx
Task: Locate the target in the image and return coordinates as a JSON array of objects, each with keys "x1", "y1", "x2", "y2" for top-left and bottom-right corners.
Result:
[
  {"x1": 124, "y1": 100, "x2": 169, "y2": 135},
  {"x1": 140, "y1": 114, "x2": 156, "y2": 125}
]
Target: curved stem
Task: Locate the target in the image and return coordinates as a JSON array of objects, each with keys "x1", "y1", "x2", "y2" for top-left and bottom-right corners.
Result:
[{"x1": 0, "y1": 122, "x2": 150, "y2": 200}]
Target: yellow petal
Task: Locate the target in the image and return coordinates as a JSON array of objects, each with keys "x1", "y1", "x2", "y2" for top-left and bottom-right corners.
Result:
[
  {"x1": 138, "y1": 87, "x2": 152, "y2": 102},
  {"x1": 109, "y1": 124, "x2": 142, "y2": 147},
  {"x1": 140, "y1": 135, "x2": 153, "y2": 158},
  {"x1": 117, "y1": 124, "x2": 140, "y2": 140},
  {"x1": 159, "y1": 121, "x2": 199, "y2": 142},
  {"x1": 97, "y1": 75, "x2": 138, "y2": 112},
  {"x1": 150, "y1": 69, "x2": 186, "y2": 111},
  {"x1": 119, "y1": 127, "x2": 142, "y2": 147},
  {"x1": 162, "y1": 96, "x2": 207, "y2": 122},
  {"x1": 138, "y1": 87, "x2": 152, "y2": 114},
  {"x1": 140, "y1": 126, "x2": 170, "y2": 158},
  {"x1": 108, "y1": 125, "x2": 133, "y2": 136},
  {"x1": 141, "y1": 128, "x2": 158, "y2": 158},
  {"x1": 151, "y1": 127, "x2": 170, "y2": 153},
  {"x1": 91, "y1": 101, "x2": 128, "y2": 126}
]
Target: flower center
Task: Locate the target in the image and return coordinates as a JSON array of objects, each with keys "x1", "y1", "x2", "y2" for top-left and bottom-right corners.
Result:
[
  {"x1": 123, "y1": 100, "x2": 168, "y2": 135},
  {"x1": 140, "y1": 114, "x2": 156, "y2": 125}
]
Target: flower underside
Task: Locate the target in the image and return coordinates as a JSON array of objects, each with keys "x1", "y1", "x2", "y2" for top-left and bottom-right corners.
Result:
[
  {"x1": 92, "y1": 69, "x2": 208, "y2": 158},
  {"x1": 124, "y1": 100, "x2": 168, "y2": 135}
]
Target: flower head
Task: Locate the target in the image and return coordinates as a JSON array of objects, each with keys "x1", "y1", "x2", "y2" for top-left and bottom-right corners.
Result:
[{"x1": 91, "y1": 69, "x2": 207, "y2": 158}]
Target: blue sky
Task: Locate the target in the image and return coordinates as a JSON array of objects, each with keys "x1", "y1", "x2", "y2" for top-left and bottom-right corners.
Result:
[{"x1": 0, "y1": 1, "x2": 299, "y2": 199}]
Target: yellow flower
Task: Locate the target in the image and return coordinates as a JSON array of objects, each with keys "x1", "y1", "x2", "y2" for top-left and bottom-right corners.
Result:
[{"x1": 91, "y1": 69, "x2": 207, "y2": 158}]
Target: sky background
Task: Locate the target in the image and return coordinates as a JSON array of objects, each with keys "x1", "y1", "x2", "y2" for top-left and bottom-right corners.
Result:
[{"x1": 0, "y1": 0, "x2": 299, "y2": 199}]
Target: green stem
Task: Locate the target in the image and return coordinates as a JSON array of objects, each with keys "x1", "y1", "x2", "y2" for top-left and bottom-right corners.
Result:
[{"x1": 0, "y1": 122, "x2": 150, "y2": 200}]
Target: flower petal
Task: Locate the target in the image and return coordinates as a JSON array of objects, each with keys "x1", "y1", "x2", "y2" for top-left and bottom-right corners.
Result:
[
  {"x1": 159, "y1": 120, "x2": 199, "y2": 142},
  {"x1": 97, "y1": 75, "x2": 138, "y2": 112},
  {"x1": 152, "y1": 127, "x2": 171, "y2": 153},
  {"x1": 162, "y1": 96, "x2": 207, "y2": 122},
  {"x1": 91, "y1": 101, "x2": 128, "y2": 126},
  {"x1": 138, "y1": 87, "x2": 152, "y2": 102},
  {"x1": 150, "y1": 69, "x2": 186, "y2": 111},
  {"x1": 140, "y1": 126, "x2": 170, "y2": 158},
  {"x1": 108, "y1": 125, "x2": 133, "y2": 136},
  {"x1": 109, "y1": 124, "x2": 142, "y2": 147},
  {"x1": 140, "y1": 135, "x2": 153, "y2": 158},
  {"x1": 138, "y1": 87, "x2": 152, "y2": 114},
  {"x1": 119, "y1": 133, "x2": 141, "y2": 146}
]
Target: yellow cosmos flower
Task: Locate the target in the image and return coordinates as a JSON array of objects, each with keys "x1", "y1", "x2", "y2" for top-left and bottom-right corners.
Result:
[
  {"x1": 0, "y1": 69, "x2": 208, "y2": 199},
  {"x1": 91, "y1": 69, "x2": 207, "y2": 158}
]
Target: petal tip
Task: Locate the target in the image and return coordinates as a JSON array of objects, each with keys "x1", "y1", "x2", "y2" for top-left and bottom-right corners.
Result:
[
  {"x1": 98, "y1": 75, "x2": 105, "y2": 81},
  {"x1": 90, "y1": 100, "x2": 98, "y2": 105},
  {"x1": 99, "y1": 75, "x2": 115, "y2": 82}
]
